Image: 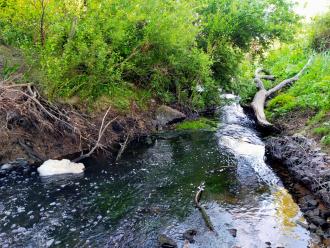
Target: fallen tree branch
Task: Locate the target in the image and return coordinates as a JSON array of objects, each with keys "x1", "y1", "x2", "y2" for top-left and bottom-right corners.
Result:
[
  {"x1": 194, "y1": 182, "x2": 215, "y2": 232},
  {"x1": 251, "y1": 57, "x2": 313, "y2": 127},
  {"x1": 3, "y1": 83, "x2": 33, "y2": 88}
]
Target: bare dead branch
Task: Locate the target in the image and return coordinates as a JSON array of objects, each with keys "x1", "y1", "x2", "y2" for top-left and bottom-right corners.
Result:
[
  {"x1": 3, "y1": 83, "x2": 33, "y2": 88},
  {"x1": 266, "y1": 57, "x2": 313, "y2": 97},
  {"x1": 6, "y1": 87, "x2": 75, "y2": 131},
  {"x1": 251, "y1": 57, "x2": 313, "y2": 127},
  {"x1": 254, "y1": 68, "x2": 276, "y2": 90},
  {"x1": 194, "y1": 182, "x2": 215, "y2": 232}
]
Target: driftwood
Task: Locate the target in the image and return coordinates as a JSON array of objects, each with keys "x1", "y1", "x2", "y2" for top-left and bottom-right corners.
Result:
[
  {"x1": 194, "y1": 182, "x2": 215, "y2": 232},
  {"x1": 251, "y1": 58, "x2": 313, "y2": 127}
]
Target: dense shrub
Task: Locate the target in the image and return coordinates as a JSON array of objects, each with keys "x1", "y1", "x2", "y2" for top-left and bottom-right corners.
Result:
[
  {"x1": 310, "y1": 10, "x2": 330, "y2": 52},
  {"x1": 261, "y1": 13, "x2": 330, "y2": 145},
  {"x1": 265, "y1": 49, "x2": 330, "y2": 144},
  {"x1": 198, "y1": 0, "x2": 299, "y2": 89},
  {"x1": 0, "y1": 0, "x2": 298, "y2": 110},
  {"x1": 226, "y1": 9, "x2": 330, "y2": 146}
]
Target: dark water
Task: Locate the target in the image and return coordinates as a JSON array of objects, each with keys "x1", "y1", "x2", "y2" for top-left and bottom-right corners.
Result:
[{"x1": 0, "y1": 95, "x2": 317, "y2": 247}]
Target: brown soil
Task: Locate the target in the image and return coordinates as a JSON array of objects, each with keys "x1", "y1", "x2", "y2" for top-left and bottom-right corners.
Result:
[
  {"x1": 272, "y1": 109, "x2": 330, "y2": 154},
  {"x1": 0, "y1": 97, "x2": 155, "y2": 165}
]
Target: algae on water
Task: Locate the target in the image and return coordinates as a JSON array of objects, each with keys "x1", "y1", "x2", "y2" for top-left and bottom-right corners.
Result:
[{"x1": 175, "y1": 118, "x2": 218, "y2": 131}]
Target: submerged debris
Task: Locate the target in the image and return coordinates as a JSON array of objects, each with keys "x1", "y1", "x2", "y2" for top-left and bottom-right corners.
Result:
[
  {"x1": 183, "y1": 229, "x2": 197, "y2": 243},
  {"x1": 228, "y1": 228, "x2": 237, "y2": 238},
  {"x1": 194, "y1": 182, "x2": 215, "y2": 232}
]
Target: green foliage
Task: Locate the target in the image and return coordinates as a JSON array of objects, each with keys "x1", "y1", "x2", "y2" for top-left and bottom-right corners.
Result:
[
  {"x1": 198, "y1": 0, "x2": 299, "y2": 88},
  {"x1": 261, "y1": 11, "x2": 330, "y2": 146},
  {"x1": 0, "y1": 45, "x2": 23, "y2": 79},
  {"x1": 230, "y1": 56, "x2": 256, "y2": 103},
  {"x1": 313, "y1": 122, "x2": 330, "y2": 145},
  {"x1": 221, "y1": 10, "x2": 329, "y2": 147},
  {"x1": 176, "y1": 118, "x2": 218, "y2": 131},
  {"x1": 1, "y1": 60, "x2": 19, "y2": 79},
  {"x1": 0, "y1": 0, "x2": 299, "y2": 111},
  {"x1": 265, "y1": 51, "x2": 329, "y2": 116},
  {"x1": 310, "y1": 10, "x2": 330, "y2": 52}
]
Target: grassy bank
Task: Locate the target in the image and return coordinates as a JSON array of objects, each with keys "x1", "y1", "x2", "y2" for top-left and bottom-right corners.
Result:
[
  {"x1": 265, "y1": 49, "x2": 329, "y2": 147},
  {"x1": 230, "y1": 11, "x2": 330, "y2": 150}
]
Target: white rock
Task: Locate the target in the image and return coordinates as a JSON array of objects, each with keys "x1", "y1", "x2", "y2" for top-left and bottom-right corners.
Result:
[
  {"x1": 37, "y1": 159, "x2": 85, "y2": 176},
  {"x1": 46, "y1": 239, "x2": 54, "y2": 247}
]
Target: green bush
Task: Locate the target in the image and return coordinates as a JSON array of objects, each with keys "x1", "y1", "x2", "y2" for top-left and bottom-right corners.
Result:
[
  {"x1": 0, "y1": 0, "x2": 299, "y2": 110},
  {"x1": 310, "y1": 10, "x2": 330, "y2": 52},
  {"x1": 260, "y1": 12, "x2": 330, "y2": 146}
]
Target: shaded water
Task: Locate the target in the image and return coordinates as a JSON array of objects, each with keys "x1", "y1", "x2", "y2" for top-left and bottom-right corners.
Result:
[{"x1": 0, "y1": 95, "x2": 316, "y2": 247}]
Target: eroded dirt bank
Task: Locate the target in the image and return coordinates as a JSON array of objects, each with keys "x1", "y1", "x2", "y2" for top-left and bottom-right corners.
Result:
[
  {"x1": 0, "y1": 106, "x2": 153, "y2": 166},
  {"x1": 0, "y1": 85, "x2": 189, "y2": 167}
]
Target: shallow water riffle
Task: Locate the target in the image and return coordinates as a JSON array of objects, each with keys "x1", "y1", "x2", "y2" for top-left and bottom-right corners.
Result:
[{"x1": 0, "y1": 96, "x2": 319, "y2": 248}]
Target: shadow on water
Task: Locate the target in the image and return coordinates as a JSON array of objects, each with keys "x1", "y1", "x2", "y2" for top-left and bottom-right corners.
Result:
[{"x1": 0, "y1": 94, "x2": 318, "y2": 248}]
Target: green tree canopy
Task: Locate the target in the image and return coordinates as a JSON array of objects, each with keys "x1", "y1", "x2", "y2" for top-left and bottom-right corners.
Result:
[{"x1": 0, "y1": 0, "x2": 299, "y2": 109}]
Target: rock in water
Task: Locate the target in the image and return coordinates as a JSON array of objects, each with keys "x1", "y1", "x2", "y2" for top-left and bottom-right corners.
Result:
[
  {"x1": 37, "y1": 159, "x2": 85, "y2": 176},
  {"x1": 228, "y1": 228, "x2": 237, "y2": 237},
  {"x1": 1, "y1": 163, "x2": 14, "y2": 170},
  {"x1": 155, "y1": 105, "x2": 186, "y2": 127},
  {"x1": 158, "y1": 234, "x2": 177, "y2": 248},
  {"x1": 183, "y1": 229, "x2": 197, "y2": 243}
]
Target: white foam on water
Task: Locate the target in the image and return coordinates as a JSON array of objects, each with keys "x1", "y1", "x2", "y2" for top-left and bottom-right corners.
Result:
[
  {"x1": 220, "y1": 136, "x2": 265, "y2": 158},
  {"x1": 37, "y1": 159, "x2": 85, "y2": 176},
  {"x1": 220, "y1": 93, "x2": 238, "y2": 100}
]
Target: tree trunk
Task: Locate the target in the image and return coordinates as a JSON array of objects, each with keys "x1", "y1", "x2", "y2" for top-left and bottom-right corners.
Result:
[
  {"x1": 251, "y1": 58, "x2": 313, "y2": 128},
  {"x1": 40, "y1": 0, "x2": 46, "y2": 47}
]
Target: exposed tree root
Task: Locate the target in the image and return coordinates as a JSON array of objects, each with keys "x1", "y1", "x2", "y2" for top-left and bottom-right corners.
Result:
[
  {"x1": 0, "y1": 76, "x2": 150, "y2": 164},
  {"x1": 73, "y1": 107, "x2": 117, "y2": 162}
]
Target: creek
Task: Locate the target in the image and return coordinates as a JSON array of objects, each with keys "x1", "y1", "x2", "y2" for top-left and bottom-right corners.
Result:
[{"x1": 0, "y1": 95, "x2": 317, "y2": 247}]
